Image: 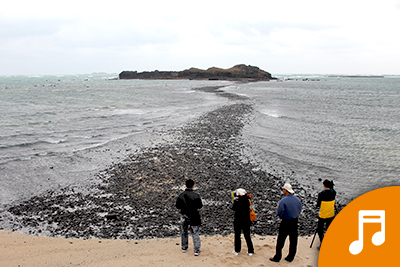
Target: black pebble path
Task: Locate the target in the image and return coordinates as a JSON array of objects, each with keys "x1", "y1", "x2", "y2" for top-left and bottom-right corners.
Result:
[{"x1": 2, "y1": 85, "x2": 339, "y2": 239}]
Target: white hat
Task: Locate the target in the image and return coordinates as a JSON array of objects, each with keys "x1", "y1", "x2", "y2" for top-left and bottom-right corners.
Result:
[
  {"x1": 283, "y1": 183, "x2": 294, "y2": 194},
  {"x1": 236, "y1": 188, "x2": 247, "y2": 196}
]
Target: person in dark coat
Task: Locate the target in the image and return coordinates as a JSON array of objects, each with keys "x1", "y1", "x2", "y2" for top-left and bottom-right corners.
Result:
[
  {"x1": 232, "y1": 188, "x2": 254, "y2": 256},
  {"x1": 176, "y1": 179, "x2": 203, "y2": 256}
]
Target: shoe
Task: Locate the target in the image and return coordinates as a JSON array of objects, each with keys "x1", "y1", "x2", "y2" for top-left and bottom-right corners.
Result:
[
  {"x1": 247, "y1": 252, "x2": 253, "y2": 256},
  {"x1": 182, "y1": 249, "x2": 187, "y2": 253},
  {"x1": 194, "y1": 252, "x2": 200, "y2": 256},
  {"x1": 232, "y1": 251, "x2": 239, "y2": 256},
  {"x1": 285, "y1": 256, "x2": 294, "y2": 262},
  {"x1": 269, "y1": 257, "x2": 280, "y2": 262}
]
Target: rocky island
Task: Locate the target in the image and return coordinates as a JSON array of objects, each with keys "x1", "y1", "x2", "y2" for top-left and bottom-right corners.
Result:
[{"x1": 119, "y1": 64, "x2": 276, "y2": 81}]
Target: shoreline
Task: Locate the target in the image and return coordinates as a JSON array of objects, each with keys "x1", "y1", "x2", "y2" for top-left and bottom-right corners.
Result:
[
  {"x1": 0, "y1": 85, "x2": 333, "y2": 240},
  {"x1": 0, "y1": 230, "x2": 319, "y2": 266}
]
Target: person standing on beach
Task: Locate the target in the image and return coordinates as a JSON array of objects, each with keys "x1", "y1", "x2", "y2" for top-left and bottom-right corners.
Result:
[
  {"x1": 176, "y1": 179, "x2": 203, "y2": 256},
  {"x1": 270, "y1": 183, "x2": 302, "y2": 263},
  {"x1": 316, "y1": 179, "x2": 336, "y2": 246},
  {"x1": 231, "y1": 188, "x2": 255, "y2": 256}
]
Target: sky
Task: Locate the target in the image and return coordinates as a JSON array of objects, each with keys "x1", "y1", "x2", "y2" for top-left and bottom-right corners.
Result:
[{"x1": 1, "y1": 0, "x2": 400, "y2": 75}]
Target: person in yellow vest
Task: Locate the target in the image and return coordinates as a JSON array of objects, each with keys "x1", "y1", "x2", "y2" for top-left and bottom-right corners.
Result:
[{"x1": 317, "y1": 179, "x2": 336, "y2": 247}]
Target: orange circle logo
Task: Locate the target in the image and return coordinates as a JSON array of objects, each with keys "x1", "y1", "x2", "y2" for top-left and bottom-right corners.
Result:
[{"x1": 319, "y1": 186, "x2": 400, "y2": 266}]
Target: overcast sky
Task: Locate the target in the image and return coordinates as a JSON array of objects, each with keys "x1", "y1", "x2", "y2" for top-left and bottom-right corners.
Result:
[{"x1": 1, "y1": 0, "x2": 400, "y2": 75}]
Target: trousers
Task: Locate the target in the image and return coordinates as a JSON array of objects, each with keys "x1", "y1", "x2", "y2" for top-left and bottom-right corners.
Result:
[
  {"x1": 317, "y1": 217, "x2": 334, "y2": 243},
  {"x1": 234, "y1": 221, "x2": 254, "y2": 253},
  {"x1": 274, "y1": 218, "x2": 298, "y2": 261},
  {"x1": 181, "y1": 216, "x2": 201, "y2": 254}
]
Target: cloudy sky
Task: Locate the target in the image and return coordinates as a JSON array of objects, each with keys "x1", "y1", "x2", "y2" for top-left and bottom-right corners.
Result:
[{"x1": 1, "y1": 0, "x2": 400, "y2": 75}]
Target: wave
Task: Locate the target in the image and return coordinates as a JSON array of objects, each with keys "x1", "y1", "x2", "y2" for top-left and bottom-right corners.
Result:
[
  {"x1": 368, "y1": 126, "x2": 398, "y2": 133},
  {"x1": 235, "y1": 93, "x2": 250, "y2": 98},
  {"x1": 0, "y1": 139, "x2": 68, "y2": 150},
  {"x1": 260, "y1": 110, "x2": 281, "y2": 118},
  {"x1": 84, "y1": 134, "x2": 104, "y2": 139},
  {"x1": 111, "y1": 109, "x2": 148, "y2": 116},
  {"x1": 72, "y1": 131, "x2": 145, "y2": 152}
]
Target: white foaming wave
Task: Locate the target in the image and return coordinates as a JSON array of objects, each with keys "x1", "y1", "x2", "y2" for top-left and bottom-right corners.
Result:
[
  {"x1": 222, "y1": 85, "x2": 239, "y2": 90},
  {"x1": 84, "y1": 134, "x2": 104, "y2": 139},
  {"x1": 260, "y1": 110, "x2": 281, "y2": 118},
  {"x1": 0, "y1": 139, "x2": 68, "y2": 149},
  {"x1": 236, "y1": 93, "x2": 249, "y2": 98},
  {"x1": 72, "y1": 131, "x2": 144, "y2": 152},
  {"x1": 45, "y1": 139, "x2": 68, "y2": 144},
  {"x1": 111, "y1": 109, "x2": 148, "y2": 115}
]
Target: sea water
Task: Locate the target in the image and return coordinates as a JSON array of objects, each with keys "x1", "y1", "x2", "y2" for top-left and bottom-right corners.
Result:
[
  {"x1": 0, "y1": 74, "x2": 399, "y2": 208},
  {"x1": 224, "y1": 76, "x2": 400, "y2": 200},
  {"x1": 0, "y1": 75, "x2": 231, "y2": 206}
]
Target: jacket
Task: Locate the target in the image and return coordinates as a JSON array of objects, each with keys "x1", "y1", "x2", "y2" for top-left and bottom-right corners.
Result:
[
  {"x1": 317, "y1": 189, "x2": 336, "y2": 219},
  {"x1": 276, "y1": 194, "x2": 302, "y2": 220},
  {"x1": 232, "y1": 195, "x2": 251, "y2": 225},
  {"x1": 176, "y1": 189, "x2": 203, "y2": 226}
]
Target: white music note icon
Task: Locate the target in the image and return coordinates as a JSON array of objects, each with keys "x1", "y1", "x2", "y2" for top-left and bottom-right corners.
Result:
[{"x1": 349, "y1": 210, "x2": 385, "y2": 255}]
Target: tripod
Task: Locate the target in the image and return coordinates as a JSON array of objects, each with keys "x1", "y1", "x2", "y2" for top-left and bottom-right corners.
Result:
[{"x1": 310, "y1": 228, "x2": 318, "y2": 248}]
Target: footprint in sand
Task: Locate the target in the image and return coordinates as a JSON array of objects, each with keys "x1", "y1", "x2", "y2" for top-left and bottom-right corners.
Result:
[
  {"x1": 221, "y1": 256, "x2": 236, "y2": 264},
  {"x1": 262, "y1": 244, "x2": 273, "y2": 249}
]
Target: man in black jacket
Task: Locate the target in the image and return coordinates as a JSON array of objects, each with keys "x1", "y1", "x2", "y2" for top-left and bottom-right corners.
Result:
[{"x1": 176, "y1": 179, "x2": 203, "y2": 256}]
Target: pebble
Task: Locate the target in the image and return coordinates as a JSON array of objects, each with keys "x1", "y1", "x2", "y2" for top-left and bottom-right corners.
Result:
[{"x1": 1, "y1": 91, "x2": 345, "y2": 240}]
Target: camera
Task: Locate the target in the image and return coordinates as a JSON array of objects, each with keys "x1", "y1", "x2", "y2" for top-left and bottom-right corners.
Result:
[{"x1": 231, "y1": 190, "x2": 237, "y2": 200}]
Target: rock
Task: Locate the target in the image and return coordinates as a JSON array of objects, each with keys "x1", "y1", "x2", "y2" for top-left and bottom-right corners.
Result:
[
  {"x1": 106, "y1": 214, "x2": 118, "y2": 221},
  {"x1": 119, "y1": 64, "x2": 276, "y2": 81}
]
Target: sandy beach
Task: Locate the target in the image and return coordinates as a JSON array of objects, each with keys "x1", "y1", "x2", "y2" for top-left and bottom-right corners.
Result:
[{"x1": 0, "y1": 230, "x2": 319, "y2": 266}]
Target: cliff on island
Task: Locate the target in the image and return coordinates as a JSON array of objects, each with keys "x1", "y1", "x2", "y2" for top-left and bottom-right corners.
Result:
[{"x1": 119, "y1": 64, "x2": 275, "y2": 81}]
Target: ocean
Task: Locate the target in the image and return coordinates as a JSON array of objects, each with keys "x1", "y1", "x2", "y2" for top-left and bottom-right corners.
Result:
[
  {"x1": 224, "y1": 76, "x2": 400, "y2": 200},
  {"x1": 0, "y1": 74, "x2": 399, "y2": 208},
  {"x1": 0, "y1": 75, "x2": 232, "y2": 206}
]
